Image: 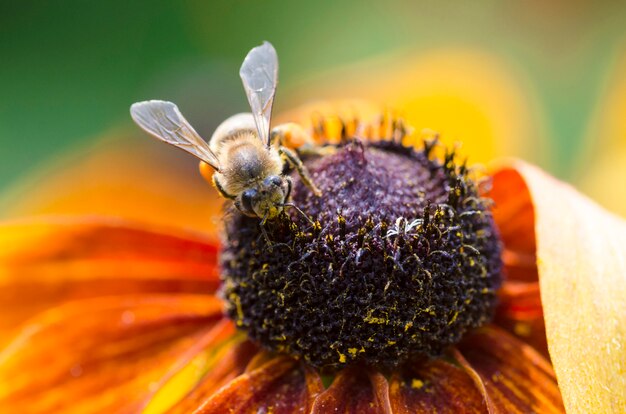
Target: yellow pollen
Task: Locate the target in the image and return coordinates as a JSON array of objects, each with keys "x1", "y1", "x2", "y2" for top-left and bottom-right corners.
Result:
[
  {"x1": 411, "y1": 379, "x2": 424, "y2": 389},
  {"x1": 364, "y1": 309, "x2": 387, "y2": 324},
  {"x1": 448, "y1": 311, "x2": 459, "y2": 325},
  {"x1": 228, "y1": 293, "x2": 244, "y2": 326},
  {"x1": 513, "y1": 322, "x2": 532, "y2": 337}
]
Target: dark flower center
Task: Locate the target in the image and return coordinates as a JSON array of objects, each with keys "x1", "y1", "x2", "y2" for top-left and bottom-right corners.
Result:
[{"x1": 221, "y1": 139, "x2": 503, "y2": 371}]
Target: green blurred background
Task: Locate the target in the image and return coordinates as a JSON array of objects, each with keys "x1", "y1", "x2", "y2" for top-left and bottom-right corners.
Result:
[{"x1": 1, "y1": 1, "x2": 626, "y2": 218}]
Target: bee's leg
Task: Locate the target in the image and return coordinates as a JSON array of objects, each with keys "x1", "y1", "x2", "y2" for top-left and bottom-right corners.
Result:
[
  {"x1": 270, "y1": 123, "x2": 313, "y2": 148},
  {"x1": 284, "y1": 175, "x2": 293, "y2": 201},
  {"x1": 258, "y1": 211, "x2": 273, "y2": 248},
  {"x1": 271, "y1": 124, "x2": 335, "y2": 157},
  {"x1": 278, "y1": 146, "x2": 322, "y2": 196},
  {"x1": 298, "y1": 143, "x2": 337, "y2": 157},
  {"x1": 212, "y1": 175, "x2": 237, "y2": 200}
]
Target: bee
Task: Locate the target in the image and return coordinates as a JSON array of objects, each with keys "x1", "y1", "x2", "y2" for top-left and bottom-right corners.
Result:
[{"x1": 130, "y1": 42, "x2": 320, "y2": 221}]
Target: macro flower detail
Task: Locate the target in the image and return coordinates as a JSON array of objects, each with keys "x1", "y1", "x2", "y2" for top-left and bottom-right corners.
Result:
[
  {"x1": 0, "y1": 104, "x2": 625, "y2": 413},
  {"x1": 222, "y1": 138, "x2": 502, "y2": 370}
]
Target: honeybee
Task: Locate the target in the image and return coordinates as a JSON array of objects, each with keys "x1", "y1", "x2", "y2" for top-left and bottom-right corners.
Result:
[{"x1": 130, "y1": 42, "x2": 320, "y2": 221}]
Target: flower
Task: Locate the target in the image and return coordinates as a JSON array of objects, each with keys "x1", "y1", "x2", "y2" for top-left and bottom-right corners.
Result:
[
  {"x1": 1, "y1": 107, "x2": 625, "y2": 413},
  {"x1": 220, "y1": 137, "x2": 504, "y2": 371},
  {"x1": 2, "y1": 36, "x2": 626, "y2": 409}
]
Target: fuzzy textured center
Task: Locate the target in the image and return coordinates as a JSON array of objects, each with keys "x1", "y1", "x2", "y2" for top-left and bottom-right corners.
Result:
[{"x1": 221, "y1": 141, "x2": 502, "y2": 371}]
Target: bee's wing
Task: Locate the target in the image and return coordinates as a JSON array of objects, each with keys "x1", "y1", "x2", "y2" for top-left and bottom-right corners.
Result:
[
  {"x1": 239, "y1": 41, "x2": 278, "y2": 147},
  {"x1": 130, "y1": 100, "x2": 220, "y2": 170}
]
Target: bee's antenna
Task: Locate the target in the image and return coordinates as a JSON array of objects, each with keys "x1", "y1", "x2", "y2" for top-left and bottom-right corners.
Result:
[
  {"x1": 261, "y1": 209, "x2": 270, "y2": 226},
  {"x1": 279, "y1": 202, "x2": 315, "y2": 226},
  {"x1": 259, "y1": 210, "x2": 273, "y2": 248}
]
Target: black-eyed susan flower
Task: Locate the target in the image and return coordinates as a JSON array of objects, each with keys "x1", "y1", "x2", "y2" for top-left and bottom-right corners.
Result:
[
  {"x1": 1, "y1": 100, "x2": 625, "y2": 413},
  {"x1": 1, "y1": 37, "x2": 625, "y2": 411}
]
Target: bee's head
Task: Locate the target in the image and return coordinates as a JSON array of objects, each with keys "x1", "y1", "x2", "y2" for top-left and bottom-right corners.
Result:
[{"x1": 238, "y1": 175, "x2": 289, "y2": 220}]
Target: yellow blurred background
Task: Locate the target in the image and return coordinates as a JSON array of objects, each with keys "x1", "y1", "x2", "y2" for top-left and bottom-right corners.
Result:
[{"x1": 1, "y1": 1, "x2": 625, "y2": 224}]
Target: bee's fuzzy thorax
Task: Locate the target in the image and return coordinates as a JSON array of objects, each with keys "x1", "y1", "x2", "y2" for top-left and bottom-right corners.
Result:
[
  {"x1": 220, "y1": 138, "x2": 503, "y2": 371},
  {"x1": 215, "y1": 133, "x2": 283, "y2": 195}
]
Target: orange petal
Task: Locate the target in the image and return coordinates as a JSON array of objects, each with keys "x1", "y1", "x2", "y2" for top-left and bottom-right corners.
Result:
[
  {"x1": 0, "y1": 217, "x2": 220, "y2": 345},
  {"x1": 139, "y1": 319, "x2": 238, "y2": 414},
  {"x1": 389, "y1": 359, "x2": 486, "y2": 413},
  {"x1": 310, "y1": 368, "x2": 391, "y2": 414},
  {"x1": 494, "y1": 280, "x2": 548, "y2": 357},
  {"x1": 489, "y1": 166, "x2": 537, "y2": 272},
  {"x1": 493, "y1": 161, "x2": 626, "y2": 413},
  {"x1": 196, "y1": 356, "x2": 324, "y2": 414},
  {"x1": 0, "y1": 135, "x2": 224, "y2": 232},
  {"x1": 488, "y1": 165, "x2": 549, "y2": 354},
  {"x1": 497, "y1": 281, "x2": 542, "y2": 320},
  {"x1": 0, "y1": 294, "x2": 227, "y2": 413},
  {"x1": 457, "y1": 326, "x2": 564, "y2": 413},
  {"x1": 166, "y1": 341, "x2": 259, "y2": 414}
]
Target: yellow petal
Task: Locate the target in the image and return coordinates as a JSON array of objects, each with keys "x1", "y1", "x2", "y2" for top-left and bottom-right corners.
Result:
[
  {"x1": 282, "y1": 48, "x2": 546, "y2": 165},
  {"x1": 492, "y1": 161, "x2": 626, "y2": 413},
  {"x1": 577, "y1": 49, "x2": 626, "y2": 217},
  {"x1": 165, "y1": 341, "x2": 259, "y2": 414},
  {"x1": 141, "y1": 321, "x2": 238, "y2": 414},
  {"x1": 579, "y1": 148, "x2": 626, "y2": 218}
]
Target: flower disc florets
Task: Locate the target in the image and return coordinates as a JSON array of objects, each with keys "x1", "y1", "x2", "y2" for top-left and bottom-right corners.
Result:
[{"x1": 221, "y1": 139, "x2": 503, "y2": 371}]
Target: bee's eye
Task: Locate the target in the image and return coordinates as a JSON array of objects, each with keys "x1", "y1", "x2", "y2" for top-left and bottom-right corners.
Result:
[
  {"x1": 265, "y1": 175, "x2": 282, "y2": 187},
  {"x1": 241, "y1": 189, "x2": 257, "y2": 213}
]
